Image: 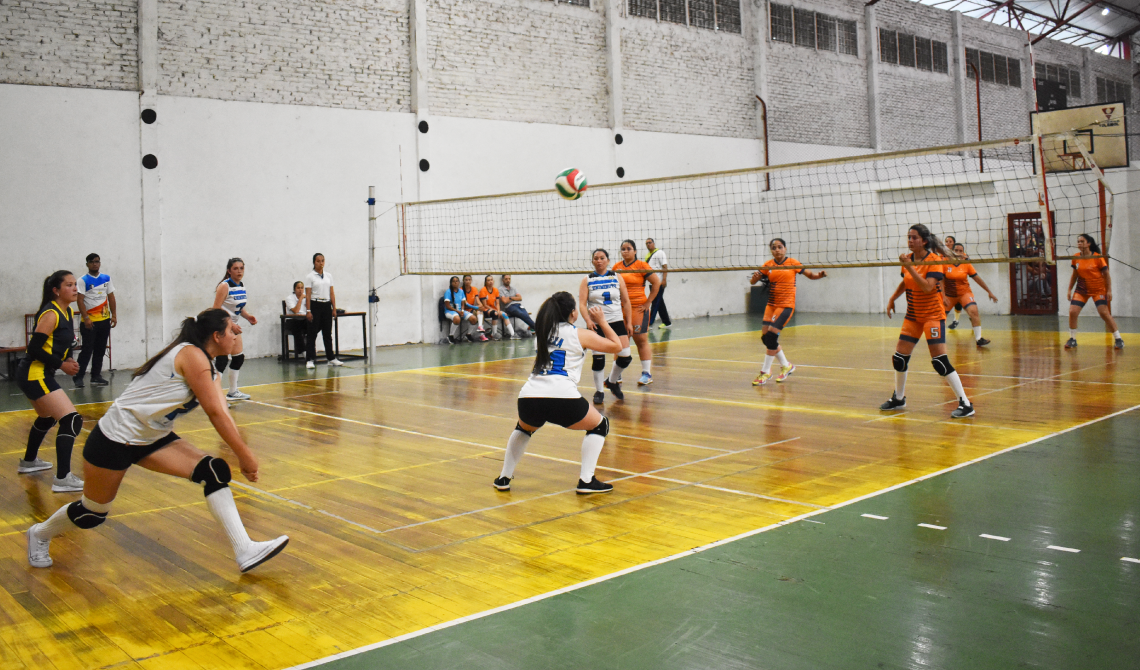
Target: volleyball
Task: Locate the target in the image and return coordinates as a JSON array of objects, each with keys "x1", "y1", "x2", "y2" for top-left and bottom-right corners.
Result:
[{"x1": 555, "y1": 168, "x2": 587, "y2": 200}]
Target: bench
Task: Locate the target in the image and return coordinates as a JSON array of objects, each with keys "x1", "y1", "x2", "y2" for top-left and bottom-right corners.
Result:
[{"x1": 0, "y1": 346, "x2": 25, "y2": 380}]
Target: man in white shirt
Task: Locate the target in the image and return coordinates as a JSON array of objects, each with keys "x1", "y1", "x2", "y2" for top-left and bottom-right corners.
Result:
[
  {"x1": 75, "y1": 253, "x2": 117, "y2": 387},
  {"x1": 303, "y1": 253, "x2": 341, "y2": 370},
  {"x1": 645, "y1": 238, "x2": 671, "y2": 329}
]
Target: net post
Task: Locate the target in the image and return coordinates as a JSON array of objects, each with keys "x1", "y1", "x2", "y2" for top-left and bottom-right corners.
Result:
[
  {"x1": 1032, "y1": 126, "x2": 1056, "y2": 264},
  {"x1": 1072, "y1": 139, "x2": 1115, "y2": 254},
  {"x1": 400, "y1": 203, "x2": 408, "y2": 275},
  {"x1": 367, "y1": 186, "x2": 376, "y2": 362}
]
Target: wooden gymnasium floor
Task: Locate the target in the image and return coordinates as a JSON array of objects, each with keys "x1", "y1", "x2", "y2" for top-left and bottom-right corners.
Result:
[{"x1": 0, "y1": 313, "x2": 1137, "y2": 669}]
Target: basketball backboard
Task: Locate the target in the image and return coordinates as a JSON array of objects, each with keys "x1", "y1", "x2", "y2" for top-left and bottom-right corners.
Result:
[{"x1": 1031, "y1": 101, "x2": 1129, "y2": 172}]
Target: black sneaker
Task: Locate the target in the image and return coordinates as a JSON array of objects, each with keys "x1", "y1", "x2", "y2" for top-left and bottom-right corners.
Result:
[
  {"x1": 492, "y1": 476, "x2": 511, "y2": 491},
  {"x1": 603, "y1": 379, "x2": 624, "y2": 400},
  {"x1": 448, "y1": 335, "x2": 458, "y2": 344},
  {"x1": 465, "y1": 333, "x2": 477, "y2": 342},
  {"x1": 948, "y1": 321, "x2": 958, "y2": 330},
  {"x1": 72, "y1": 375, "x2": 84, "y2": 388},
  {"x1": 975, "y1": 338, "x2": 991, "y2": 347},
  {"x1": 592, "y1": 391, "x2": 605, "y2": 404},
  {"x1": 1065, "y1": 338, "x2": 1077, "y2": 349},
  {"x1": 879, "y1": 393, "x2": 906, "y2": 411},
  {"x1": 1115, "y1": 338, "x2": 1125, "y2": 350},
  {"x1": 90, "y1": 376, "x2": 109, "y2": 387},
  {"x1": 576, "y1": 476, "x2": 613, "y2": 494},
  {"x1": 950, "y1": 400, "x2": 975, "y2": 418}
]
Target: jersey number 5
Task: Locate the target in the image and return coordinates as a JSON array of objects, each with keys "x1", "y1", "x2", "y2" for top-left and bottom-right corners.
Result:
[{"x1": 929, "y1": 326, "x2": 940, "y2": 339}]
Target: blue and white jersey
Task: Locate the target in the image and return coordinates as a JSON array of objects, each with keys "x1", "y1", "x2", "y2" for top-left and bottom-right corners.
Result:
[
  {"x1": 220, "y1": 279, "x2": 248, "y2": 317},
  {"x1": 99, "y1": 343, "x2": 209, "y2": 445},
  {"x1": 79, "y1": 273, "x2": 115, "y2": 322},
  {"x1": 586, "y1": 270, "x2": 624, "y2": 324},
  {"x1": 519, "y1": 323, "x2": 586, "y2": 399}
]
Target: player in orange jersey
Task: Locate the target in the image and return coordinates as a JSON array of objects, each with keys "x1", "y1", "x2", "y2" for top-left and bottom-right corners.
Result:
[
  {"x1": 881, "y1": 224, "x2": 974, "y2": 418},
  {"x1": 749, "y1": 238, "x2": 826, "y2": 385},
  {"x1": 943, "y1": 243, "x2": 998, "y2": 346},
  {"x1": 609, "y1": 240, "x2": 660, "y2": 387},
  {"x1": 1065, "y1": 234, "x2": 1123, "y2": 350}
]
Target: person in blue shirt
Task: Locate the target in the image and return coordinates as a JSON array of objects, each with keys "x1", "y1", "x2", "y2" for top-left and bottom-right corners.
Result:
[
  {"x1": 443, "y1": 276, "x2": 478, "y2": 343},
  {"x1": 74, "y1": 253, "x2": 117, "y2": 388}
]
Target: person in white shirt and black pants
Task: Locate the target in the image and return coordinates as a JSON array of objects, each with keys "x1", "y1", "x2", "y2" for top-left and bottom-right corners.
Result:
[
  {"x1": 304, "y1": 253, "x2": 341, "y2": 370},
  {"x1": 646, "y1": 238, "x2": 671, "y2": 329}
]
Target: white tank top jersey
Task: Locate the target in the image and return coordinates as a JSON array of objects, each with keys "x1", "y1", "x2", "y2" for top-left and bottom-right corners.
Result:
[
  {"x1": 220, "y1": 279, "x2": 248, "y2": 317},
  {"x1": 586, "y1": 271, "x2": 624, "y2": 324},
  {"x1": 519, "y1": 323, "x2": 587, "y2": 399},
  {"x1": 99, "y1": 343, "x2": 211, "y2": 445}
]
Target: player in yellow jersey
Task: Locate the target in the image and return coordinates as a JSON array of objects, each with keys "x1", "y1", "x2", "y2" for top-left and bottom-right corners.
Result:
[
  {"x1": 942, "y1": 243, "x2": 998, "y2": 346},
  {"x1": 749, "y1": 238, "x2": 826, "y2": 385}
]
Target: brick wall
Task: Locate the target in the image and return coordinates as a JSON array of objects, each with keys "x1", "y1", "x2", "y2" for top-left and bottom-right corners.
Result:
[
  {"x1": 158, "y1": 0, "x2": 411, "y2": 112},
  {"x1": 622, "y1": 20, "x2": 754, "y2": 137},
  {"x1": 0, "y1": 0, "x2": 138, "y2": 90}
]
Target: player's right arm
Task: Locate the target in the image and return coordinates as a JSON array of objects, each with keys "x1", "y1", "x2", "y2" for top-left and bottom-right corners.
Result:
[
  {"x1": 886, "y1": 281, "x2": 905, "y2": 319},
  {"x1": 1066, "y1": 266, "x2": 1077, "y2": 300}
]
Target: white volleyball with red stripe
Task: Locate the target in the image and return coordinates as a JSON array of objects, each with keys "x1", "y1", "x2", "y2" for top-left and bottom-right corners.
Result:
[{"x1": 555, "y1": 168, "x2": 588, "y2": 200}]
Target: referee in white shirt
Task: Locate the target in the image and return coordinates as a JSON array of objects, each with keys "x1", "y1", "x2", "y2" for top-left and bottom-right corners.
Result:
[
  {"x1": 645, "y1": 238, "x2": 671, "y2": 329},
  {"x1": 303, "y1": 253, "x2": 342, "y2": 369}
]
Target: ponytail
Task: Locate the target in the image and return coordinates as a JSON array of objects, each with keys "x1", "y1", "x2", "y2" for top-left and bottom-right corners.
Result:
[
  {"x1": 910, "y1": 224, "x2": 958, "y2": 260},
  {"x1": 40, "y1": 271, "x2": 73, "y2": 310},
  {"x1": 532, "y1": 292, "x2": 577, "y2": 374},
  {"x1": 1078, "y1": 233, "x2": 1102, "y2": 255},
  {"x1": 134, "y1": 308, "x2": 231, "y2": 378}
]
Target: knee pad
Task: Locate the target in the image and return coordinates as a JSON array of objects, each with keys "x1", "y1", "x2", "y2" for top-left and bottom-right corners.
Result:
[
  {"x1": 191, "y1": 456, "x2": 232, "y2": 496},
  {"x1": 59, "y1": 412, "x2": 83, "y2": 438},
  {"x1": 761, "y1": 331, "x2": 780, "y2": 350},
  {"x1": 586, "y1": 416, "x2": 609, "y2": 437},
  {"x1": 618, "y1": 347, "x2": 631, "y2": 357},
  {"x1": 66, "y1": 500, "x2": 108, "y2": 530},
  {"x1": 932, "y1": 354, "x2": 955, "y2": 377},
  {"x1": 214, "y1": 355, "x2": 230, "y2": 373},
  {"x1": 514, "y1": 422, "x2": 535, "y2": 437},
  {"x1": 892, "y1": 352, "x2": 911, "y2": 372},
  {"x1": 616, "y1": 355, "x2": 633, "y2": 369},
  {"x1": 229, "y1": 354, "x2": 245, "y2": 371},
  {"x1": 32, "y1": 416, "x2": 57, "y2": 432},
  {"x1": 592, "y1": 355, "x2": 606, "y2": 372}
]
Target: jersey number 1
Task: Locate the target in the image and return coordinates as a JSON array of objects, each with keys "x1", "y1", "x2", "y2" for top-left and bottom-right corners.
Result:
[{"x1": 602, "y1": 291, "x2": 612, "y2": 305}]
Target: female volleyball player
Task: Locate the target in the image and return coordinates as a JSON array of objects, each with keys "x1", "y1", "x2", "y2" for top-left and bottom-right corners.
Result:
[
  {"x1": 579, "y1": 248, "x2": 633, "y2": 403},
  {"x1": 749, "y1": 238, "x2": 826, "y2": 385},
  {"x1": 610, "y1": 240, "x2": 660, "y2": 387},
  {"x1": 213, "y1": 258, "x2": 258, "y2": 400},
  {"x1": 943, "y1": 243, "x2": 998, "y2": 346},
  {"x1": 27, "y1": 308, "x2": 289, "y2": 572},
  {"x1": 493, "y1": 293, "x2": 621, "y2": 494},
  {"x1": 479, "y1": 274, "x2": 512, "y2": 340},
  {"x1": 1065, "y1": 234, "x2": 1123, "y2": 350},
  {"x1": 443, "y1": 275, "x2": 478, "y2": 342},
  {"x1": 16, "y1": 271, "x2": 85, "y2": 492},
  {"x1": 881, "y1": 224, "x2": 975, "y2": 418}
]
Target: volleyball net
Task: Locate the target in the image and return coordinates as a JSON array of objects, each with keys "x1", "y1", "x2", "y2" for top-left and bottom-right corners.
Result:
[{"x1": 398, "y1": 133, "x2": 1112, "y2": 274}]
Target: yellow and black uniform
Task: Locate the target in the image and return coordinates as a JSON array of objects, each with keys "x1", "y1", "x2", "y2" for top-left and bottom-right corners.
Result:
[{"x1": 17, "y1": 301, "x2": 75, "y2": 400}]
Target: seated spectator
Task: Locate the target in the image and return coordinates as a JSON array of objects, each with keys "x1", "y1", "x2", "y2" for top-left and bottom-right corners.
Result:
[
  {"x1": 444, "y1": 276, "x2": 478, "y2": 343},
  {"x1": 499, "y1": 274, "x2": 534, "y2": 338},
  {"x1": 462, "y1": 274, "x2": 488, "y2": 342},
  {"x1": 479, "y1": 275, "x2": 512, "y2": 340},
  {"x1": 284, "y1": 281, "x2": 308, "y2": 354}
]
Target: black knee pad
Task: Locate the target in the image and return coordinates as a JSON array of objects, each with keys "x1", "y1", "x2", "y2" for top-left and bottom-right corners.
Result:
[
  {"x1": 32, "y1": 416, "x2": 57, "y2": 432},
  {"x1": 214, "y1": 355, "x2": 230, "y2": 373},
  {"x1": 586, "y1": 416, "x2": 609, "y2": 437},
  {"x1": 229, "y1": 354, "x2": 245, "y2": 370},
  {"x1": 66, "y1": 500, "x2": 107, "y2": 529},
  {"x1": 932, "y1": 354, "x2": 955, "y2": 376},
  {"x1": 892, "y1": 352, "x2": 911, "y2": 372},
  {"x1": 592, "y1": 355, "x2": 606, "y2": 372},
  {"x1": 514, "y1": 422, "x2": 535, "y2": 437},
  {"x1": 616, "y1": 355, "x2": 633, "y2": 369},
  {"x1": 761, "y1": 331, "x2": 780, "y2": 350},
  {"x1": 59, "y1": 412, "x2": 83, "y2": 438},
  {"x1": 191, "y1": 456, "x2": 232, "y2": 496}
]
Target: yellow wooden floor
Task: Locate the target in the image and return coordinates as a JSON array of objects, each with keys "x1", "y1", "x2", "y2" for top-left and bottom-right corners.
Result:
[{"x1": 1, "y1": 325, "x2": 1137, "y2": 669}]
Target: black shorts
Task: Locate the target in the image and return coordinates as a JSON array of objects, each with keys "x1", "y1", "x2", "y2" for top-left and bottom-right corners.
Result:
[
  {"x1": 16, "y1": 370, "x2": 60, "y2": 401},
  {"x1": 593, "y1": 320, "x2": 629, "y2": 338},
  {"x1": 83, "y1": 423, "x2": 182, "y2": 471},
  {"x1": 518, "y1": 396, "x2": 591, "y2": 429}
]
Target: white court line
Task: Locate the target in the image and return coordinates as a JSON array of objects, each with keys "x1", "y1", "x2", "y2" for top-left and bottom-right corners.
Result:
[
  {"x1": 979, "y1": 534, "x2": 1011, "y2": 541},
  {"x1": 1122, "y1": 557, "x2": 1140, "y2": 564},
  {"x1": 1047, "y1": 545, "x2": 1081, "y2": 553},
  {"x1": 918, "y1": 523, "x2": 947, "y2": 530},
  {"x1": 861, "y1": 514, "x2": 889, "y2": 520},
  {"x1": 279, "y1": 403, "x2": 1140, "y2": 670}
]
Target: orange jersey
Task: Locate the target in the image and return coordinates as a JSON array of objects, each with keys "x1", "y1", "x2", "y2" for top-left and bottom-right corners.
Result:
[
  {"x1": 478, "y1": 287, "x2": 501, "y2": 310},
  {"x1": 1071, "y1": 254, "x2": 1108, "y2": 296},
  {"x1": 618, "y1": 260, "x2": 654, "y2": 307},
  {"x1": 902, "y1": 252, "x2": 946, "y2": 322},
  {"x1": 760, "y1": 257, "x2": 804, "y2": 308},
  {"x1": 942, "y1": 262, "x2": 976, "y2": 298},
  {"x1": 462, "y1": 287, "x2": 481, "y2": 310}
]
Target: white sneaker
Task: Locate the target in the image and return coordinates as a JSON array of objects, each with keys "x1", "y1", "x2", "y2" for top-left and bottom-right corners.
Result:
[
  {"x1": 237, "y1": 535, "x2": 289, "y2": 572},
  {"x1": 51, "y1": 472, "x2": 84, "y2": 493},
  {"x1": 226, "y1": 390, "x2": 251, "y2": 401},
  {"x1": 328, "y1": 359, "x2": 344, "y2": 367},
  {"x1": 27, "y1": 525, "x2": 52, "y2": 567},
  {"x1": 306, "y1": 360, "x2": 315, "y2": 370},
  {"x1": 18, "y1": 458, "x2": 53, "y2": 474}
]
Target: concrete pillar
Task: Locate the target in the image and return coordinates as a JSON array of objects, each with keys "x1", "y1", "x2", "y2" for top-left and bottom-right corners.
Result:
[
  {"x1": 605, "y1": 0, "x2": 625, "y2": 178},
  {"x1": 747, "y1": 0, "x2": 770, "y2": 160},
  {"x1": 950, "y1": 12, "x2": 967, "y2": 144},
  {"x1": 1024, "y1": 42, "x2": 1038, "y2": 116},
  {"x1": 137, "y1": 0, "x2": 163, "y2": 356},
  {"x1": 410, "y1": 0, "x2": 429, "y2": 201},
  {"x1": 865, "y1": 5, "x2": 881, "y2": 151},
  {"x1": 1081, "y1": 48, "x2": 1092, "y2": 107}
]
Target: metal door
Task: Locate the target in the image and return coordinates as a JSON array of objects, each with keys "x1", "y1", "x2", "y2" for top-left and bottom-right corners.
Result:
[{"x1": 1008, "y1": 212, "x2": 1058, "y2": 315}]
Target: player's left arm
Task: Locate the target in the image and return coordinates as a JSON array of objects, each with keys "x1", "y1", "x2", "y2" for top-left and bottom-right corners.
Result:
[
  {"x1": 900, "y1": 254, "x2": 939, "y2": 293},
  {"x1": 1102, "y1": 267, "x2": 1112, "y2": 302},
  {"x1": 969, "y1": 272, "x2": 998, "y2": 302},
  {"x1": 803, "y1": 268, "x2": 827, "y2": 280}
]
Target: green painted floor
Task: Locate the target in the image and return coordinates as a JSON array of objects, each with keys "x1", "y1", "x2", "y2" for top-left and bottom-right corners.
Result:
[{"x1": 317, "y1": 408, "x2": 1140, "y2": 670}]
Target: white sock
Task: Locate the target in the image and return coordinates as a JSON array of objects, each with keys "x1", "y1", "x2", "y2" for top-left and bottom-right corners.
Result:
[
  {"x1": 775, "y1": 350, "x2": 789, "y2": 367},
  {"x1": 36, "y1": 495, "x2": 111, "y2": 540},
  {"x1": 762, "y1": 354, "x2": 775, "y2": 374},
  {"x1": 505, "y1": 320, "x2": 515, "y2": 337},
  {"x1": 608, "y1": 363, "x2": 624, "y2": 384},
  {"x1": 500, "y1": 429, "x2": 531, "y2": 479},
  {"x1": 593, "y1": 370, "x2": 605, "y2": 392},
  {"x1": 579, "y1": 433, "x2": 605, "y2": 482},
  {"x1": 449, "y1": 322, "x2": 458, "y2": 337},
  {"x1": 945, "y1": 371, "x2": 968, "y2": 404},
  {"x1": 206, "y1": 487, "x2": 253, "y2": 557},
  {"x1": 641, "y1": 360, "x2": 651, "y2": 374},
  {"x1": 477, "y1": 313, "x2": 484, "y2": 330},
  {"x1": 895, "y1": 371, "x2": 907, "y2": 399},
  {"x1": 973, "y1": 326, "x2": 982, "y2": 340},
  {"x1": 1113, "y1": 330, "x2": 1122, "y2": 339},
  {"x1": 1069, "y1": 328, "x2": 1078, "y2": 339},
  {"x1": 228, "y1": 369, "x2": 240, "y2": 394}
]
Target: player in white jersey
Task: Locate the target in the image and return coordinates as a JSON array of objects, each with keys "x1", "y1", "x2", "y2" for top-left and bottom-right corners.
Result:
[
  {"x1": 578, "y1": 249, "x2": 633, "y2": 405},
  {"x1": 213, "y1": 258, "x2": 258, "y2": 401},
  {"x1": 26, "y1": 308, "x2": 288, "y2": 572},
  {"x1": 493, "y1": 292, "x2": 622, "y2": 494}
]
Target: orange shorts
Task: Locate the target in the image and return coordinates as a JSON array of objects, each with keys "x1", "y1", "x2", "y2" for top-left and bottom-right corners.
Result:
[
  {"x1": 900, "y1": 318, "x2": 946, "y2": 344},
  {"x1": 763, "y1": 304, "x2": 795, "y2": 329},
  {"x1": 945, "y1": 293, "x2": 976, "y2": 310},
  {"x1": 1071, "y1": 292, "x2": 1107, "y2": 308},
  {"x1": 631, "y1": 303, "x2": 650, "y2": 334}
]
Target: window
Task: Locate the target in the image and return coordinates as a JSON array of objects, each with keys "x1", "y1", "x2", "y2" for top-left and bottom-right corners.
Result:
[
  {"x1": 965, "y1": 47, "x2": 979, "y2": 77},
  {"x1": 660, "y1": 0, "x2": 686, "y2": 24},
  {"x1": 629, "y1": 0, "x2": 739, "y2": 31},
  {"x1": 879, "y1": 28, "x2": 898, "y2": 65},
  {"x1": 838, "y1": 19, "x2": 857, "y2": 56},
  {"x1": 690, "y1": 0, "x2": 715, "y2": 29},
  {"x1": 716, "y1": 0, "x2": 740, "y2": 33},
  {"x1": 881, "y1": 29, "x2": 945, "y2": 75},
  {"x1": 772, "y1": 5, "x2": 850, "y2": 52},
  {"x1": 1008, "y1": 59, "x2": 1021, "y2": 88},
  {"x1": 561, "y1": 0, "x2": 590, "y2": 5},
  {"x1": 980, "y1": 51, "x2": 994, "y2": 82},
  {"x1": 1069, "y1": 70, "x2": 1081, "y2": 98},
  {"x1": 915, "y1": 36, "x2": 932, "y2": 71},
  {"x1": 794, "y1": 7, "x2": 815, "y2": 48},
  {"x1": 1035, "y1": 62, "x2": 1081, "y2": 97},
  {"x1": 897, "y1": 33, "x2": 915, "y2": 67},
  {"x1": 1097, "y1": 76, "x2": 1129, "y2": 103},
  {"x1": 932, "y1": 40, "x2": 947, "y2": 73},
  {"x1": 770, "y1": 3, "x2": 793, "y2": 42},
  {"x1": 968, "y1": 48, "x2": 1020, "y2": 88},
  {"x1": 629, "y1": 0, "x2": 656, "y2": 18},
  {"x1": 816, "y1": 13, "x2": 836, "y2": 52}
]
